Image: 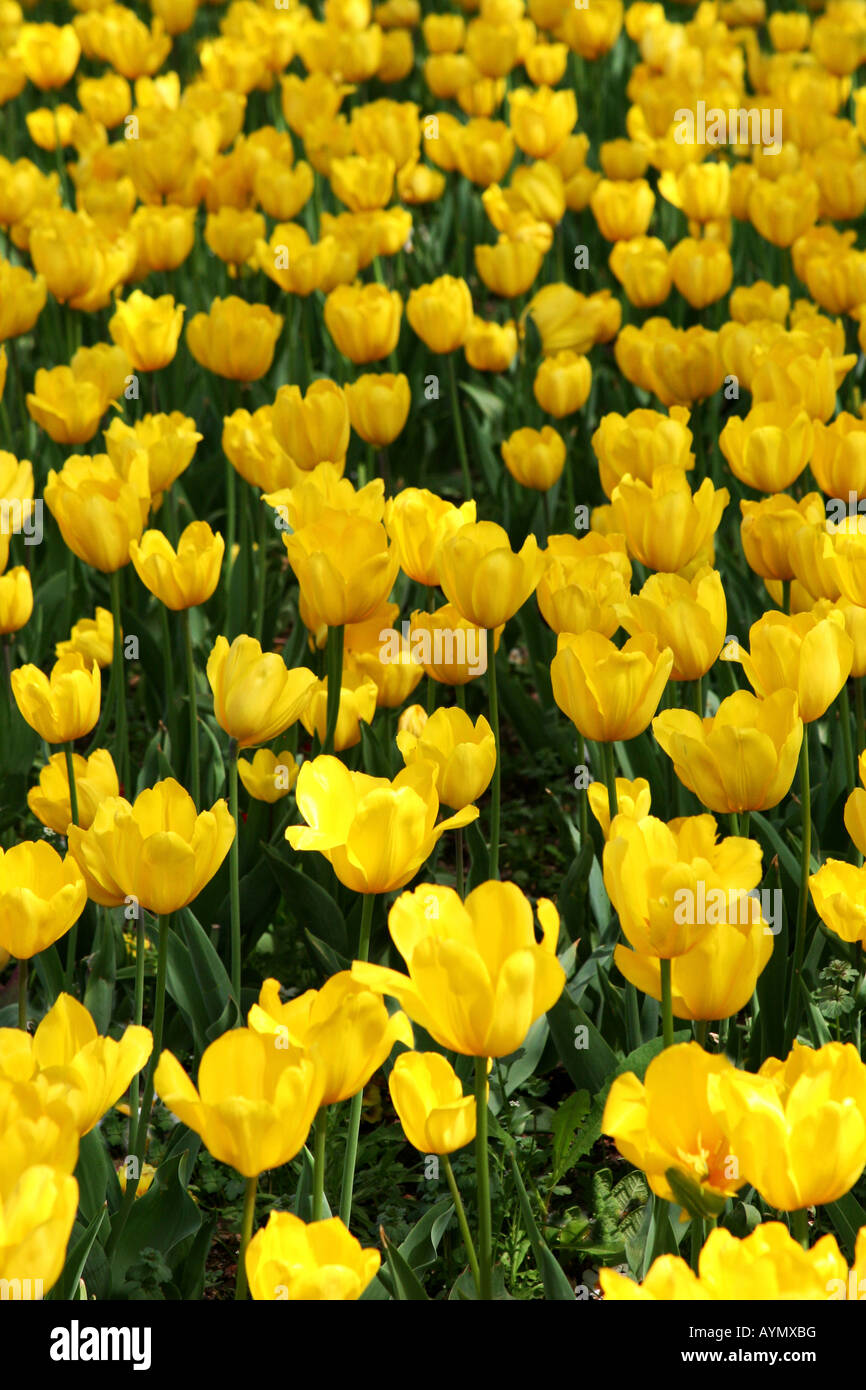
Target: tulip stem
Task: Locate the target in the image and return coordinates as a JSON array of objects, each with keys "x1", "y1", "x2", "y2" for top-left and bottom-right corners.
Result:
[
  {"x1": 234, "y1": 1175, "x2": 258, "y2": 1300},
  {"x1": 455, "y1": 827, "x2": 465, "y2": 898},
  {"x1": 602, "y1": 740, "x2": 618, "y2": 825},
  {"x1": 323, "y1": 624, "x2": 344, "y2": 758},
  {"x1": 660, "y1": 959, "x2": 674, "y2": 1049},
  {"x1": 63, "y1": 746, "x2": 80, "y2": 991},
  {"x1": 339, "y1": 892, "x2": 375, "y2": 1229},
  {"x1": 182, "y1": 609, "x2": 200, "y2": 810},
  {"x1": 474, "y1": 1055, "x2": 492, "y2": 1300},
  {"x1": 487, "y1": 631, "x2": 501, "y2": 879},
  {"x1": 788, "y1": 732, "x2": 811, "y2": 1047},
  {"x1": 228, "y1": 739, "x2": 242, "y2": 1019},
  {"x1": 111, "y1": 912, "x2": 170, "y2": 1257},
  {"x1": 694, "y1": 1019, "x2": 708, "y2": 1049},
  {"x1": 781, "y1": 579, "x2": 791, "y2": 615},
  {"x1": 129, "y1": 911, "x2": 146, "y2": 1152},
  {"x1": 841, "y1": 684, "x2": 856, "y2": 797},
  {"x1": 312, "y1": 1108, "x2": 327, "y2": 1222},
  {"x1": 17, "y1": 957, "x2": 27, "y2": 1031},
  {"x1": 790, "y1": 1207, "x2": 809, "y2": 1250},
  {"x1": 693, "y1": 675, "x2": 704, "y2": 719},
  {"x1": 225, "y1": 458, "x2": 236, "y2": 597},
  {"x1": 110, "y1": 570, "x2": 129, "y2": 796},
  {"x1": 856, "y1": 677, "x2": 866, "y2": 755},
  {"x1": 159, "y1": 605, "x2": 178, "y2": 761},
  {"x1": 448, "y1": 355, "x2": 472, "y2": 500},
  {"x1": 443, "y1": 1155, "x2": 480, "y2": 1289},
  {"x1": 254, "y1": 501, "x2": 268, "y2": 644}
]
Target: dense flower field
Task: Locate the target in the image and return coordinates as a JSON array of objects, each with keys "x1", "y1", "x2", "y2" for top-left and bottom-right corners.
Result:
[{"x1": 3, "y1": 0, "x2": 866, "y2": 1311}]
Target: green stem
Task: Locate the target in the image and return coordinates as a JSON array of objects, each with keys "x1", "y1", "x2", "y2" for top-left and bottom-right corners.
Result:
[
  {"x1": 228, "y1": 739, "x2": 241, "y2": 1018},
  {"x1": 841, "y1": 684, "x2": 856, "y2": 797},
  {"x1": 474, "y1": 1055, "x2": 492, "y2": 1300},
  {"x1": 443, "y1": 1154, "x2": 481, "y2": 1289},
  {"x1": 182, "y1": 609, "x2": 200, "y2": 809},
  {"x1": 487, "y1": 631, "x2": 500, "y2": 879},
  {"x1": 64, "y1": 745, "x2": 81, "y2": 989},
  {"x1": 323, "y1": 624, "x2": 345, "y2": 757},
  {"x1": 313, "y1": 1108, "x2": 327, "y2": 1222},
  {"x1": 234, "y1": 1175, "x2": 258, "y2": 1300},
  {"x1": 110, "y1": 912, "x2": 170, "y2": 1255},
  {"x1": 690, "y1": 1216, "x2": 702, "y2": 1273},
  {"x1": 788, "y1": 731, "x2": 811, "y2": 1045},
  {"x1": 109, "y1": 570, "x2": 128, "y2": 795},
  {"x1": 602, "y1": 740, "x2": 618, "y2": 825},
  {"x1": 456, "y1": 826, "x2": 465, "y2": 898},
  {"x1": 225, "y1": 458, "x2": 236, "y2": 600},
  {"x1": 660, "y1": 958, "x2": 674, "y2": 1048},
  {"x1": 857, "y1": 676, "x2": 866, "y2": 756},
  {"x1": 158, "y1": 605, "x2": 177, "y2": 761},
  {"x1": 17, "y1": 957, "x2": 27, "y2": 1030},
  {"x1": 790, "y1": 1206, "x2": 809, "y2": 1249},
  {"x1": 339, "y1": 892, "x2": 375, "y2": 1228},
  {"x1": 254, "y1": 500, "x2": 267, "y2": 644},
  {"x1": 129, "y1": 911, "x2": 146, "y2": 1152},
  {"x1": 781, "y1": 578, "x2": 790, "y2": 615},
  {"x1": 693, "y1": 675, "x2": 704, "y2": 719},
  {"x1": 448, "y1": 354, "x2": 472, "y2": 500},
  {"x1": 695, "y1": 1018, "x2": 708, "y2": 1048}
]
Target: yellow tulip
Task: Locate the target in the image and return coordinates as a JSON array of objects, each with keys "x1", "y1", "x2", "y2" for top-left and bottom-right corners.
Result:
[
  {"x1": 353, "y1": 880, "x2": 564, "y2": 1056},
  {"x1": 287, "y1": 756, "x2": 478, "y2": 894},
  {"x1": 344, "y1": 373, "x2": 410, "y2": 447},
  {"x1": 551, "y1": 630, "x2": 673, "y2": 743},
  {"x1": 283, "y1": 508, "x2": 400, "y2": 627},
  {"x1": 248, "y1": 971, "x2": 413, "y2": 1105},
  {"x1": 614, "y1": 916, "x2": 773, "y2": 1023},
  {"x1": 12, "y1": 652, "x2": 100, "y2": 744},
  {"x1": 108, "y1": 291, "x2": 184, "y2": 373},
  {"x1": 207, "y1": 635, "x2": 317, "y2": 748},
  {"x1": 44, "y1": 453, "x2": 150, "y2": 573},
  {"x1": 436, "y1": 520, "x2": 545, "y2": 629},
  {"x1": 67, "y1": 778, "x2": 235, "y2": 914},
  {"x1": 407, "y1": 275, "x2": 474, "y2": 354},
  {"x1": 185, "y1": 297, "x2": 283, "y2": 382},
  {"x1": 397, "y1": 706, "x2": 496, "y2": 810},
  {"x1": 616, "y1": 567, "x2": 726, "y2": 682},
  {"x1": 0, "y1": 842, "x2": 87, "y2": 960},
  {"x1": 653, "y1": 689, "x2": 804, "y2": 814},
  {"x1": 389, "y1": 1051, "x2": 476, "y2": 1154},
  {"x1": 237, "y1": 749, "x2": 299, "y2": 804},
  {"x1": 710, "y1": 1043, "x2": 866, "y2": 1211},
  {"x1": 299, "y1": 666, "x2": 378, "y2": 751},
  {"x1": 587, "y1": 776, "x2": 651, "y2": 839},
  {"x1": 272, "y1": 380, "x2": 350, "y2": 472},
  {"x1": 0, "y1": 566, "x2": 33, "y2": 636},
  {"x1": 27, "y1": 749, "x2": 119, "y2": 835},
  {"x1": 324, "y1": 283, "x2": 403, "y2": 364},
  {"x1": 609, "y1": 468, "x2": 728, "y2": 574},
  {"x1": 0, "y1": 1165, "x2": 79, "y2": 1296},
  {"x1": 246, "y1": 1212, "x2": 380, "y2": 1301},
  {"x1": 129, "y1": 521, "x2": 224, "y2": 610},
  {"x1": 719, "y1": 403, "x2": 813, "y2": 493},
  {"x1": 533, "y1": 350, "x2": 591, "y2": 418},
  {"x1": 501, "y1": 425, "x2": 566, "y2": 491},
  {"x1": 55, "y1": 607, "x2": 114, "y2": 669},
  {"x1": 154, "y1": 1030, "x2": 323, "y2": 1178},
  {"x1": 726, "y1": 609, "x2": 853, "y2": 723},
  {"x1": 384, "y1": 488, "x2": 475, "y2": 587}
]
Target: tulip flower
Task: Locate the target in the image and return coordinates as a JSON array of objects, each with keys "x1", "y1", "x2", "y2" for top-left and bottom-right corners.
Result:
[
  {"x1": 0, "y1": 841, "x2": 87, "y2": 961},
  {"x1": 710, "y1": 1043, "x2": 866, "y2": 1214},
  {"x1": 616, "y1": 567, "x2": 726, "y2": 682},
  {"x1": 104, "y1": 413, "x2": 201, "y2": 498},
  {"x1": 0, "y1": 993, "x2": 152, "y2": 1136},
  {"x1": 11, "y1": 653, "x2": 100, "y2": 744},
  {"x1": 587, "y1": 776, "x2": 651, "y2": 839},
  {"x1": 740, "y1": 494, "x2": 826, "y2": 584},
  {"x1": 551, "y1": 630, "x2": 673, "y2": 744},
  {"x1": 0, "y1": 566, "x2": 33, "y2": 635},
  {"x1": 344, "y1": 373, "x2": 410, "y2": 447},
  {"x1": 464, "y1": 317, "x2": 518, "y2": 372},
  {"x1": 27, "y1": 749, "x2": 119, "y2": 835},
  {"x1": 67, "y1": 778, "x2": 235, "y2": 915},
  {"x1": 533, "y1": 350, "x2": 592, "y2": 418},
  {"x1": 185, "y1": 296, "x2": 283, "y2": 381},
  {"x1": 727, "y1": 610, "x2": 852, "y2": 724},
  {"x1": 271, "y1": 379, "x2": 350, "y2": 472},
  {"x1": 609, "y1": 468, "x2": 729, "y2": 574},
  {"x1": 614, "y1": 913, "x2": 774, "y2": 1024},
  {"x1": 44, "y1": 453, "x2": 150, "y2": 573},
  {"x1": 55, "y1": 608, "x2": 114, "y2": 669},
  {"x1": 246, "y1": 1212, "x2": 380, "y2": 1301},
  {"x1": 590, "y1": 179, "x2": 655, "y2": 241},
  {"x1": 408, "y1": 604, "x2": 502, "y2": 686},
  {"x1": 207, "y1": 635, "x2": 317, "y2": 748},
  {"x1": 436, "y1": 521, "x2": 544, "y2": 631},
  {"x1": 719, "y1": 403, "x2": 814, "y2": 493},
  {"x1": 129, "y1": 522, "x2": 224, "y2": 611},
  {"x1": 108, "y1": 291, "x2": 185, "y2": 373},
  {"x1": 389, "y1": 1051, "x2": 477, "y2": 1156},
  {"x1": 536, "y1": 533, "x2": 631, "y2": 636},
  {"x1": 0, "y1": 1165, "x2": 79, "y2": 1296},
  {"x1": 299, "y1": 666, "x2": 378, "y2": 751},
  {"x1": 237, "y1": 749, "x2": 299, "y2": 803},
  {"x1": 603, "y1": 1043, "x2": 746, "y2": 1210},
  {"x1": 609, "y1": 236, "x2": 672, "y2": 309},
  {"x1": 810, "y1": 859, "x2": 866, "y2": 947},
  {"x1": 283, "y1": 508, "x2": 400, "y2": 629},
  {"x1": 601, "y1": 1223, "x2": 848, "y2": 1301},
  {"x1": 397, "y1": 706, "x2": 496, "y2": 813},
  {"x1": 384, "y1": 488, "x2": 475, "y2": 587},
  {"x1": 324, "y1": 283, "x2": 403, "y2": 364},
  {"x1": 154, "y1": 1029, "x2": 323, "y2": 1178},
  {"x1": 508, "y1": 85, "x2": 577, "y2": 159},
  {"x1": 475, "y1": 238, "x2": 544, "y2": 298},
  {"x1": 669, "y1": 237, "x2": 733, "y2": 309},
  {"x1": 653, "y1": 690, "x2": 804, "y2": 814},
  {"x1": 501, "y1": 425, "x2": 566, "y2": 491},
  {"x1": 287, "y1": 756, "x2": 477, "y2": 896}
]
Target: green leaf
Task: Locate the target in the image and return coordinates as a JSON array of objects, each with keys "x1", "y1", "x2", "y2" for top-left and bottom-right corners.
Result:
[
  {"x1": 547, "y1": 994, "x2": 618, "y2": 1092},
  {"x1": 381, "y1": 1227, "x2": 430, "y2": 1300},
  {"x1": 552, "y1": 1089, "x2": 591, "y2": 1185},
  {"x1": 48, "y1": 1208, "x2": 108, "y2": 1302},
  {"x1": 825, "y1": 1190, "x2": 866, "y2": 1258},
  {"x1": 109, "y1": 1154, "x2": 202, "y2": 1297},
  {"x1": 509, "y1": 1150, "x2": 575, "y2": 1300},
  {"x1": 262, "y1": 843, "x2": 348, "y2": 956}
]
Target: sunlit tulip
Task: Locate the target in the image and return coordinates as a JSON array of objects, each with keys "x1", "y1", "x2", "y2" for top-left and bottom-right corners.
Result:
[
  {"x1": 186, "y1": 297, "x2": 282, "y2": 382},
  {"x1": 436, "y1": 521, "x2": 544, "y2": 629},
  {"x1": 108, "y1": 291, "x2": 184, "y2": 373},
  {"x1": 12, "y1": 653, "x2": 100, "y2": 744},
  {"x1": 154, "y1": 1030, "x2": 322, "y2": 1178},
  {"x1": 726, "y1": 609, "x2": 852, "y2": 723},
  {"x1": 68, "y1": 778, "x2": 235, "y2": 913},
  {"x1": 55, "y1": 608, "x2": 114, "y2": 669},
  {"x1": 552, "y1": 630, "x2": 673, "y2": 743},
  {"x1": 283, "y1": 509, "x2": 400, "y2": 627},
  {"x1": 246, "y1": 1212, "x2": 380, "y2": 1301},
  {"x1": 588, "y1": 776, "x2": 651, "y2": 840},
  {"x1": 129, "y1": 522, "x2": 223, "y2": 610},
  {"x1": 710, "y1": 1043, "x2": 866, "y2": 1211},
  {"x1": 27, "y1": 749, "x2": 118, "y2": 835},
  {"x1": 237, "y1": 749, "x2": 299, "y2": 804},
  {"x1": 408, "y1": 604, "x2": 501, "y2": 685},
  {"x1": 397, "y1": 707, "x2": 496, "y2": 810},
  {"x1": 249, "y1": 972, "x2": 412, "y2": 1106},
  {"x1": 533, "y1": 350, "x2": 591, "y2": 418},
  {"x1": 44, "y1": 454, "x2": 149, "y2": 573},
  {"x1": 0, "y1": 567, "x2": 32, "y2": 636},
  {"x1": 0, "y1": 1166, "x2": 79, "y2": 1296},
  {"x1": 591, "y1": 406, "x2": 693, "y2": 498},
  {"x1": 104, "y1": 413, "x2": 201, "y2": 497},
  {"x1": 207, "y1": 635, "x2": 317, "y2": 748},
  {"x1": 389, "y1": 1051, "x2": 476, "y2": 1154},
  {"x1": 616, "y1": 568, "x2": 726, "y2": 682},
  {"x1": 287, "y1": 757, "x2": 477, "y2": 895},
  {"x1": 353, "y1": 881, "x2": 564, "y2": 1056},
  {"x1": 610, "y1": 469, "x2": 728, "y2": 574},
  {"x1": 384, "y1": 488, "x2": 475, "y2": 587}
]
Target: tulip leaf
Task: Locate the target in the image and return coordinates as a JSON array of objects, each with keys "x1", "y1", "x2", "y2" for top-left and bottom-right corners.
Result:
[
  {"x1": 508, "y1": 1149, "x2": 575, "y2": 1300},
  {"x1": 664, "y1": 1168, "x2": 727, "y2": 1222},
  {"x1": 825, "y1": 1191, "x2": 866, "y2": 1260},
  {"x1": 398, "y1": 1195, "x2": 454, "y2": 1273},
  {"x1": 380, "y1": 1226, "x2": 430, "y2": 1301},
  {"x1": 799, "y1": 975, "x2": 833, "y2": 1047},
  {"x1": 165, "y1": 910, "x2": 235, "y2": 1054},
  {"x1": 547, "y1": 994, "x2": 618, "y2": 1093},
  {"x1": 76, "y1": 1127, "x2": 122, "y2": 1223},
  {"x1": 292, "y1": 1144, "x2": 332, "y2": 1222},
  {"x1": 108, "y1": 1154, "x2": 202, "y2": 1297},
  {"x1": 83, "y1": 907, "x2": 119, "y2": 1036},
  {"x1": 261, "y1": 842, "x2": 349, "y2": 957},
  {"x1": 48, "y1": 1207, "x2": 109, "y2": 1303},
  {"x1": 750, "y1": 810, "x2": 804, "y2": 887}
]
